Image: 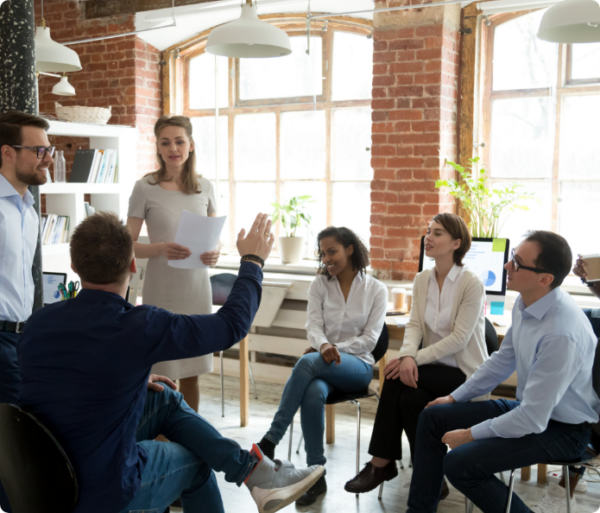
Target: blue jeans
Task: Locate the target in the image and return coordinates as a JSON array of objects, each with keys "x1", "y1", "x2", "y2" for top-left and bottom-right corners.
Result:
[
  {"x1": 265, "y1": 352, "x2": 373, "y2": 466},
  {"x1": 0, "y1": 331, "x2": 20, "y2": 513},
  {"x1": 408, "y1": 399, "x2": 592, "y2": 513},
  {"x1": 119, "y1": 383, "x2": 256, "y2": 513}
]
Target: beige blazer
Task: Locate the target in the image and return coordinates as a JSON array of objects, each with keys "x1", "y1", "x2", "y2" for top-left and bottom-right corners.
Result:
[{"x1": 397, "y1": 266, "x2": 489, "y2": 381}]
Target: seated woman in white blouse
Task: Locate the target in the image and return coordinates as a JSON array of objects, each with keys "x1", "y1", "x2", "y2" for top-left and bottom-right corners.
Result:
[
  {"x1": 345, "y1": 213, "x2": 488, "y2": 497},
  {"x1": 256, "y1": 227, "x2": 388, "y2": 506}
]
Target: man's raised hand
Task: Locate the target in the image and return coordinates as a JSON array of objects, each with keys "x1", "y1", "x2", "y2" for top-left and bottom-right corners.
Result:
[{"x1": 236, "y1": 213, "x2": 275, "y2": 263}]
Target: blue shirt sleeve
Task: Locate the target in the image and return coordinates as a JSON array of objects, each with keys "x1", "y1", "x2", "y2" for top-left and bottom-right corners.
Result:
[
  {"x1": 140, "y1": 262, "x2": 263, "y2": 364},
  {"x1": 470, "y1": 333, "x2": 586, "y2": 440},
  {"x1": 451, "y1": 326, "x2": 517, "y2": 403}
]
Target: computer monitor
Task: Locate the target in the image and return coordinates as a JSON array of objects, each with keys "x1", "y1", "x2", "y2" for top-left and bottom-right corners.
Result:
[
  {"x1": 42, "y1": 272, "x2": 67, "y2": 306},
  {"x1": 418, "y1": 236, "x2": 510, "y2": 296}
]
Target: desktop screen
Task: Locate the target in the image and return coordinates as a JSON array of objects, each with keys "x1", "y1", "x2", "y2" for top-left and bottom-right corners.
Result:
[
  {"x1": 419, "y1": 237, "x2": 510, "y2": 296},
  {"x1": 42, "y1": 272, "x2": 67, "y2": 306}
]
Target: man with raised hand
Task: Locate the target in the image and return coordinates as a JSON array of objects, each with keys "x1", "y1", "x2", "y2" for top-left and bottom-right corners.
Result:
[
  {"x1": 18, "y1": 212, "x2": 323, "y2": 513},
  {"x1": 405, "y1": 231, "x2": 600, "y2": 513}
]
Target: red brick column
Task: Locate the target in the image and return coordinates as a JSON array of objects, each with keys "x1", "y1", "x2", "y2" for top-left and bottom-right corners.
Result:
[{"x1": 370, "y1": 2, "x2": 461, "y2": 281}]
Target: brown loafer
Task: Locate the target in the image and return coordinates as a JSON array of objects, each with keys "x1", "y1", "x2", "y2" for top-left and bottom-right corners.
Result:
[{"x1": 344, "y1": 461, "x2": 398, "y2": 494}]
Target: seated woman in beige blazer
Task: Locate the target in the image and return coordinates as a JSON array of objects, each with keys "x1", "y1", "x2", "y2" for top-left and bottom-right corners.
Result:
[{"x1": 345, "y1": 213, "x2": 488, "y2": 496}]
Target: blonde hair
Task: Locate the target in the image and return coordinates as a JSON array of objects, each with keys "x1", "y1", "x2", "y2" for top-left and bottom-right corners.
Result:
[{"x1": 148, "y1": 115, "x2": 201, "y2": 195}]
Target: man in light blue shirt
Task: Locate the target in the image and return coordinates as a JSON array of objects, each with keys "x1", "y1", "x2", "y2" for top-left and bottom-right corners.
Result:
[
  {"x1": 406, "y1": 231, "x2": 600, "y2": 513},
  {"x1": 0, "y1": 111, "x2": 53, "y2": 513}
]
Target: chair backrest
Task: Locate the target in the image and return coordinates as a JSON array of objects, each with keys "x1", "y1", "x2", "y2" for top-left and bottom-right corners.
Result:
[
  {"x1": 485, "y1": 317, "x2": 499, "y2": 356},
  {"x1": 210, "y1": 273, "x2": 238, "y2": 306},
  {"x1": 371, "y1": 323, "x2": 389, "y2": 364},
  {"x1": 0, "y1": 403, "x2": 78, "y2": 513}
]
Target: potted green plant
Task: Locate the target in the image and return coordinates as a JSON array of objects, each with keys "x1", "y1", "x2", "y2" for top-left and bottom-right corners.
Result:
[
  {"x1": 271, "y1": 195, "x2": 313, "y2": 264},
  {"x1": 436, "y1": 157, "x2": 535, "y2": 237}
]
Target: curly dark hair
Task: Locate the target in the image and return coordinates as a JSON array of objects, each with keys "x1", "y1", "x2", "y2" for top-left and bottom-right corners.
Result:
[{"x1": 316, "y1": 227, "x2": 370, "y2": 280}]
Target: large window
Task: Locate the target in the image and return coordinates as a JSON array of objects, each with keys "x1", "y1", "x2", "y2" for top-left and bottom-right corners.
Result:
[
  {"x1": 183, "y1": 23, "x2": 374, "y2": 256},
  {"x1": 482, "y1": 10, "x2": 600, "y2": 256}
]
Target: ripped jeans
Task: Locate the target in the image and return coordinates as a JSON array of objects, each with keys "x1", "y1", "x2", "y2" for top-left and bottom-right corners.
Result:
[{"x1": 119, "y1": 383, "x2": 256, "y2": 513}]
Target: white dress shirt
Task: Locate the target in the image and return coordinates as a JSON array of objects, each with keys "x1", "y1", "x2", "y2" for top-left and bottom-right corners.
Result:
[
  {"x1": 453, "y1": 288, "x2": 600, "y2": 440},
  {"x1": 306, "y1": 272, "x2": 388, "y2": 366},
  {"x1": 0, "y1": 173, "x2": 38, "y2": 322},
  {"x1": 424, "y1": 264, "x2": 467, "y2": 367}
]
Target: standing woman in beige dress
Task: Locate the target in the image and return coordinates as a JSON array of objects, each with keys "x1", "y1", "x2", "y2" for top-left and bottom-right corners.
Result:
[{"x1": 127, "y1": 115, "x2": 220, "y2": 412}]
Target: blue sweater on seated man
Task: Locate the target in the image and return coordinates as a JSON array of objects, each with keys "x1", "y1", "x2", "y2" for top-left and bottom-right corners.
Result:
[{"x1": 16, "y1": 212, "x2": 324, "y2": 513}]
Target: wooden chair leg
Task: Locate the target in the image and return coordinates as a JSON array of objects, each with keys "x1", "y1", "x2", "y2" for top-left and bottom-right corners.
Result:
[
  {"x1": 520, "y1": 466, "x2": 531, "y2": 481},
  {"x1": 326, "y1": 404, "x2": 335, "y2": 444},
  {"x1": 537, "y1": 463, "x2": 548, "y2": 484}
]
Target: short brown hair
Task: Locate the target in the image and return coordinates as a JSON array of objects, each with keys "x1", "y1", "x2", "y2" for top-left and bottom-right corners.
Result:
[
  {"x1": 0, "y1": 111, "x2": 50, "y2": 168},
  {"x1": 432, "y1": 213, "x2": 471, "y2": 266},
  {"x1": 148, "y1": 115, "x2": 201, "y2": 195},
  {"x1": 70, "y1": 212, "x2": 133, "y2": 285}
]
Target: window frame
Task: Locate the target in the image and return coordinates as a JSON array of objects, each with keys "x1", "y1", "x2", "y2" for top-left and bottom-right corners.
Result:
[
  {"x1": 170, "y1": 17, "x2": 373, "y2": 253},
  {"x1": 480, "y1": 11, "x2": 600, "y2": 234}
]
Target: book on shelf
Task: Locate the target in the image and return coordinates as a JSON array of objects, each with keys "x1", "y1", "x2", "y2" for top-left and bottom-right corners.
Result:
[
  {"x1": 83, "y1": 202, "x2": 96, "y2": 218},
  {"x1": 41, "y1": 214, "x2": 70, "y2": 245},
  {"x1": 68, "y1": 149, "x2": 118, "y2": 184}
]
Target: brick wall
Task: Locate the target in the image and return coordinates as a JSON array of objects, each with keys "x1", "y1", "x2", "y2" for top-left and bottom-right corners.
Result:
[
  {"x1": 370, "y1": 2, "x2": 461, "y2": 281},
  {"x1": 36, "y1": 0, "x2": 162, "y2": 181}
]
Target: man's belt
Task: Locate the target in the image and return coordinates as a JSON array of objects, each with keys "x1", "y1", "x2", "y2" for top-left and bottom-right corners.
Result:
[{"x1": 0, "y1": 321, "x2": 26, "y2": 333}]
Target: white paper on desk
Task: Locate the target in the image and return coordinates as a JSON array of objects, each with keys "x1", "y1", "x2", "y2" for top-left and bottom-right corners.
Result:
[
  {"x1": 394, "y1": 316, "x2": 410, "y2": 327},
  {"x1": 168, "y1": 211, "x2": 227, "y2": 270}
]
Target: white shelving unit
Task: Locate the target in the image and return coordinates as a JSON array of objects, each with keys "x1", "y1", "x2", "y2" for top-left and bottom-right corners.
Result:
[{"x1": 41, "y1": 121, "x2": 137, "y2": 261}]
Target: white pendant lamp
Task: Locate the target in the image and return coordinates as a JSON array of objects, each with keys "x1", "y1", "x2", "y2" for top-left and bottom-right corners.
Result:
[
  {"x1": 35, "y1": 21, "x2": 82, "y2": 72},
  {"x1": 205, "y1": 0, "x2": 292, "y2": 58},
  {"x1": 52, "y1": 75, "x2": 76, "y2": 96},
  {"x1": 538, "y1": 0, "x2": 600, "y2": 43}
]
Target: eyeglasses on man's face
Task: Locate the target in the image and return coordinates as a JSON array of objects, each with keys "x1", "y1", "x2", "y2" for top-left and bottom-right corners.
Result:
[
  {"x1": 510, "y1": 249, "x2": 553, "y2": 275},
  {"x1": 11, "y1": 145, "x2": 55, "y2": 159}
]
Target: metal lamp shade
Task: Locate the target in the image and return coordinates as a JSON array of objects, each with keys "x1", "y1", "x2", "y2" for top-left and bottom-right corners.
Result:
[
  {"x1": 205, "y1": 3, "x2": 292, "y2": 58},
  {"x1": 52, "y1": 76, "x2": 76, "y2": 96},
  {"x1": 35, "y1": 26, "x2": 82, "y2": 72},
  {"x1": 538, "y1": 0, "x2": 600, "y2": 43}
]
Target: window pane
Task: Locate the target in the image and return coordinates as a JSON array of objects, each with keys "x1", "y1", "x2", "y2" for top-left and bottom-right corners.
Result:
[
  {"x1": 234, "y1": 113, "x2": 276, "y2": 181},
  {"x1": 332, "y1": 107, "x2": 373, "y2": 180},
  {"x1": 572, "y1": 43, "x2": 600, "y2": 80},
  {"x1": 560, "y1": 95, "x2": 600, "y2": 180},
  {"x1": 492, "y1": 181, "x2": 551, "y2": 249},
  {"x1": 559, "y1": 182, "x2": 600, "y2": 256},
  {"x1": 240, "y1": 37, "x2": 322, "y2": 100},
  {"x1": 281, "y1": 111, "x2": 326, "y2": 179},
  {"x1": 493, "y1": 10, "x2": 557, "y2": 91},
  {"x1": 189, "y1": 54, "x2": 228, "y2": 110},
  {"x1": 235, "y1": 182, "x2": 276, "y2": 235},
  {"x1": 490, "y1": 97, "x2": 553, "y2": 179},
  {"x1": 210, "y1": 180, "x2": 230, "y2": 251},
  {"x1": 282, "y1": 181, "x2": 327, "y2": 257},
  {"x1": 332, "y1": 182, "x2": 371, "y2": 247},
  {"x1": 332, "y1": 32, "x2": 373, "y2": 101},
  {"x1": 191, "y1": 116, "x2": 228, "y2": 180}
]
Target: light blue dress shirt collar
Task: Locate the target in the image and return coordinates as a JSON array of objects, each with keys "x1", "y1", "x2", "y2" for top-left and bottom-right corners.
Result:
[
  {"x1": 0, "y1": 173, "x2": 35, "y2": 207},
  {"x1": 516, "y1": 287, "x2": 561, "y2": 321}
]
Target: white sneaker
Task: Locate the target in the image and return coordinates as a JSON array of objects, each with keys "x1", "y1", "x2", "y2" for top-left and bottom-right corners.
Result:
[
  {"x1": 547, "y1": 470, "x2": 587, "y2": 493},
  {"x1": 245, "y1": 443, "x2": 325, "y2": 513},
  {"x1": 530, "y1": 483, "x2": 578, "y2": 513}
]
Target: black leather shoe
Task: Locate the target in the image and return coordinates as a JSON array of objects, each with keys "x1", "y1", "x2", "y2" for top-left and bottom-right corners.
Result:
[
  {"x1": 296, "y1": 475, "x2": 327, "y2": 506},
  {"x1": 257, "y1": 437, "x2": 276, "y2": 460},
  {"x1": 344, "y1": 461, "x2": 398, "y2": 494}
]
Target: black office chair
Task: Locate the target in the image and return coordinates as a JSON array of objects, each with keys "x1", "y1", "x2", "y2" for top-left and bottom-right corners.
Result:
[
  {"x1": 287, "y1": 323, "x2": 389, "y2": 497},
  {"x1": 0, "y1": 403, "x2": 78, "y2": 513},
  {"x1": 502, "y1": 337, "x2": 600, "y2": 513},
  {"x1": 210, "y1": 273, "x2": 258, "y2": 417}
]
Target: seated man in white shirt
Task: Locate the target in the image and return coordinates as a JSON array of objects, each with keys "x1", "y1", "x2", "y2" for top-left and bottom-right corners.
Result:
[{"x1": 406, "y1": 230, "x2": 600, "y2": 513}]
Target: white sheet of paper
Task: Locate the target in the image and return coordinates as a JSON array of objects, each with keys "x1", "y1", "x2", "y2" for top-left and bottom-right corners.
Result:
[
  {"x1": 168, "y1": 211, "x2": 227, "y2": 270},
  {"x1": 394, "y1": 316, "x2": 410, "y2": 327}
]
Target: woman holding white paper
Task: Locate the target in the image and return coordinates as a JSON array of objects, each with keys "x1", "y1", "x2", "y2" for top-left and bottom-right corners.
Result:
[{"x1": 127, "y1": 115, "x2": 220, "y2": 412}]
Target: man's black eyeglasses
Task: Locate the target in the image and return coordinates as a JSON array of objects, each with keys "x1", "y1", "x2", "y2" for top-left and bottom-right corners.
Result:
[
  {"x1": 11, "y1": 145, "x2": 55, "y2": 159},
  {"x1": 510, "y1": 249, "x2": 553, "y2": 275}
]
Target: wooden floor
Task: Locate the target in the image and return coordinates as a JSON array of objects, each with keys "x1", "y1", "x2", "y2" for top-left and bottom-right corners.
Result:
[{"x1": 174, "y1": 373, "x2": 600, "y2": 513}]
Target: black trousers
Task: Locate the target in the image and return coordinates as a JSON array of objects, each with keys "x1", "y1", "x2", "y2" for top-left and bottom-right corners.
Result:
[{"x1": 368, "y1": 364, "x2": 466, "y2": 462}]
